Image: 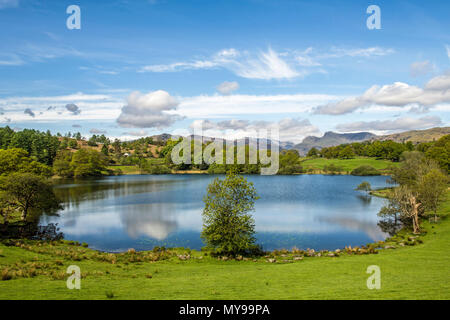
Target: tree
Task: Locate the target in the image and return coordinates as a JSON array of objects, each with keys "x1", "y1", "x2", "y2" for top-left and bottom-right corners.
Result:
[
  {"x1": 339, "y1": 145, "x2": 355, "y2": 159},
  {"x1": 0, "y1": 173, "x2": 62, "y2": 221},
  {"x1": 307, "y1": 147, "x2": 319, "y2": 157},
  {"x1": 417, "y1": 168, "x2": 448, "y2": 222},
  {"x1": 70, "y1": 149, "x2": 108, "y2": 178},
  {"x1": 356, "y1": 181, "x2": 371, "y2": 192},
  {"x1": 201, "y1": 171, "x2": 259, "y2": 256},
  {"x1": 0, "y1": 148, "x2": 52, "y2": 177}
]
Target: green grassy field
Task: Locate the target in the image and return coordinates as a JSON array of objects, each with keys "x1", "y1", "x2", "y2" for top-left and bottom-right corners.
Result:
[
  {"x1": 301, "y1": 157, "x2": 399, "y2": 173},
  {"x1": 0, "y1": 192, "x2": 448, "y2": 300}
]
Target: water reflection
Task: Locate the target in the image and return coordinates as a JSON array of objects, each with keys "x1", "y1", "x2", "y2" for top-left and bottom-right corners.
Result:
[{"x1": 42, "y1": 175, "x2": 391, "y2": 252}]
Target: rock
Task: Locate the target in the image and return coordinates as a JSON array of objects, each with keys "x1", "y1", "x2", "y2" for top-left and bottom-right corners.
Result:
[
  {"x1": 399, "y1": 242, "x2": 405, "y2": 247},
  {"x1": 282, "y1": 260, "x2": 291, "y2": 263},
  {"x1": 384, "y1": 245, "x2": 396, "y2": 249},
  {"x1": 222, "y1": 256, "x2": 229, "y2": 261},
  {"x1": 327, "y1": 253, "x2": 335, "y2": 257},
  {"x1": 178, "y1": 254, "x2": 190, "y2": 261},
  {"x1": 335, "y1": 249, "x2": 341, "y2": 254},
  {"x1": 316, "y1": 253, "x2": 322, "y2": 257},
  {"x1": 293, "y1": 257, "x2": 303, "y2": 261},
  {"x1": 281, "y1": 254, "x2": 288, "y2": 257},
  {"x1": 236, "y1": 255, "x2": 243, "y2": 261},
  {"x1": 267, "y1": 258, "x2": 276, "y2": 263}
]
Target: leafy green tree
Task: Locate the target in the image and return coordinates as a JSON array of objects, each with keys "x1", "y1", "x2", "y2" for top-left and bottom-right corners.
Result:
[
  {"x1": 70, "y1": 149, "x2": 108, "y2": 178},
  {"x1": 0, "y1": 148, "x2": 52, "y2": 177},
  {"x1": 52, "y1": 151, "x2": 73, "y2": 178},
  {"x1": 338, "y1": 145, "x2": 355, "y2": 159},
  {"x1": 201, "y1": 171, "x2": 259, "y2": 256},
  {"x1": 307, "y1": 147, "x2": 320, "y2": 157},
  {"x1": 417, "y1": 168, "x2": 448, "y2": 222},
  {"x1": 0, "y1": 173, "x2": 62, "y2": 221}
]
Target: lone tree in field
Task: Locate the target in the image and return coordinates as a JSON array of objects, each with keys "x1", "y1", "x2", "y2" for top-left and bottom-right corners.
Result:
[{"x1": 201, "y1": 171, "x2": 259, "y2": 256}]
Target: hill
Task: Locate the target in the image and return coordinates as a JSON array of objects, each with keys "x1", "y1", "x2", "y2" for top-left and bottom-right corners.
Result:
[{"x1": 374, "y1": 127, "x2": 450, "y2": 143}]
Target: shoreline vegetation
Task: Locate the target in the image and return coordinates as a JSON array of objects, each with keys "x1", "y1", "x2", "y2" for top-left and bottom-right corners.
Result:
[{"x1": 0, "y1": 189, "x2": 448, "y2": 299}]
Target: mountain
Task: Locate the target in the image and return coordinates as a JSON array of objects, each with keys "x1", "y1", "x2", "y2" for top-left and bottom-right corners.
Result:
[
  {"x1": 293, "y1": 131, "x2": 377, "y2": 155},
  {"x1": 374, "y1": 127, "x2": 450, "y2": 143}
]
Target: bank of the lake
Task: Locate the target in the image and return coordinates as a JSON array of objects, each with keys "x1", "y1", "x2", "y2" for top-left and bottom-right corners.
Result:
[{"x1": 0, "y1": 191, "x2": 448, "y2": 299}]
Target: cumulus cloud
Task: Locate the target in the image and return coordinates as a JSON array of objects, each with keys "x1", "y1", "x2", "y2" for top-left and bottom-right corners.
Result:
[
  {"x1": 117, "y1": 90, "x2": 182, "y2": 129},
  {"x1": 336, "y1": 116, "x2": 442, "y2": 132},
  {"x1": 315, "y1": 74, "x2": 450, "y2": 115},
  {"x1": 216, "y1": 81, "x2": 239, "y2": 95},
  {"x1": 190, "y1": 118, "x2": 319, "y2": 143},
  {"x1": 410, "y1": 60, "x2": 434, "y2": 77},
  {"x1": 65, "y1": 103, "x2": 81, "y2": 115},
  {"x1": 24, "y1": 108, "x2": 35, "y2": 117}
]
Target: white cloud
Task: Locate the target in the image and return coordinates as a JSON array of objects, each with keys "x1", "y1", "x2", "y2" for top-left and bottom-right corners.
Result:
[
  {"x1": 189, "y1": 118, "x2": 320, "y2": 143},
  {"x1": 177, "y1": 93, "x2": 340, "y2": 118},
  {"x1": 410, "y1": 60, "x2": 434, "y2": 77},
  {"x1": 0, "y1": 92, "x2": 122, "y2": 122},
  {"x1": 122, "y1": 130, "x2": 148, "y2": 137},
  {"x1": 117, "y1": 90, "x2": 182, "y2": 128},
  {"x1": 216, "y1": 81, "x2": 239, "y2": 95},
  {"x1": 446, "y1": 45, "x2": 450, "y2": 59},
  {"x1": 140, "y1": 47, "x2": 301, "y2": 80},
  {"x1": 336, "y1": 116, "x2": 442, "y2": 133},
  {"x1": 315, "y1": 74, "x2": 450, "y2": 115}
]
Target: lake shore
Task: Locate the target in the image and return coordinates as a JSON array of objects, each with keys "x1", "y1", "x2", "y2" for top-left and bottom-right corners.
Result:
[{"x1": 1, "y1": 190, "x2": 448, "y2": 299}]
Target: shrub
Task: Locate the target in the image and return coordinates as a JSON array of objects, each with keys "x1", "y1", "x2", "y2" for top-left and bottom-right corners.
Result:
[{"x1": 351, "y1": 165, "x2": 380, "y2": 176}]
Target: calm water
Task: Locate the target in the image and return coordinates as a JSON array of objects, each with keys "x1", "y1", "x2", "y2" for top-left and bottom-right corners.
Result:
[{"x1": 40, "y1": 174, "x2": 391, "y2": 252}]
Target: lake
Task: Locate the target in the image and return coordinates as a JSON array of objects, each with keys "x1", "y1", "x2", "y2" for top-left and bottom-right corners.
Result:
[{"x1": 41, "y1": 174, "x2": 391, "y2": 252}]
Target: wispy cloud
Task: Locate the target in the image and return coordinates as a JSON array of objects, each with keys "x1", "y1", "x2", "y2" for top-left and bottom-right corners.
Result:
[
  {"x1": 140, "y1": 47, "x2": 302, "y2": 80},
  {"x1": 336, "y1": 116, "x2": 442, "y2": 133}
]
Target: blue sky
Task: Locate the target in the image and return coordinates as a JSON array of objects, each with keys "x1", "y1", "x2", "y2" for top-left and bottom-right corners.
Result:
[{"x1": 0, "y1": 0, "x2": 449, "y2": 142}]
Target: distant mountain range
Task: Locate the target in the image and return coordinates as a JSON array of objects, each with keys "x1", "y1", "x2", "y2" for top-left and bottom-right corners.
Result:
[
  {"x1": 150, "y1": 126, "x2": 450, "y2": 155},
  {"x1": 371, "y1": 126, "x2": 450, "y2": 144},
  {"x1": 293, "y1": 131, "x2": 376, "y2": 155},
  {"x1": 293, "y1": 126, "x2": 450, "y2": 155}
]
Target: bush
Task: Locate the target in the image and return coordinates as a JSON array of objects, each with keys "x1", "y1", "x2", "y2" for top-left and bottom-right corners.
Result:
[{"x1": 351, "y1": 165, "x2": 380, "y2": 176}]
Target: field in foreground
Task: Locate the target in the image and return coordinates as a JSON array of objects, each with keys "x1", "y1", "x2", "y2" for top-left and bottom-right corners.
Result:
[{"x1": 0, "y1": 192, "x2": 448, "y2": 300}]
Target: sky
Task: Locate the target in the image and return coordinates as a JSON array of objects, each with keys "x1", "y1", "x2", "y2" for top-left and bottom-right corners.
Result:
[{"x1": 0, "y1": 0, "x2": 449, "y2": 143}]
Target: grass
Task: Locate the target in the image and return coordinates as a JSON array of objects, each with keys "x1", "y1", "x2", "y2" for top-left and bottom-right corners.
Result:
[
  {"x1": 0, "y1": 192, "x2": 448, "y2": 300},
  {"x1": 301, "y1": 157, "x2": 399, "y2": 174}
]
